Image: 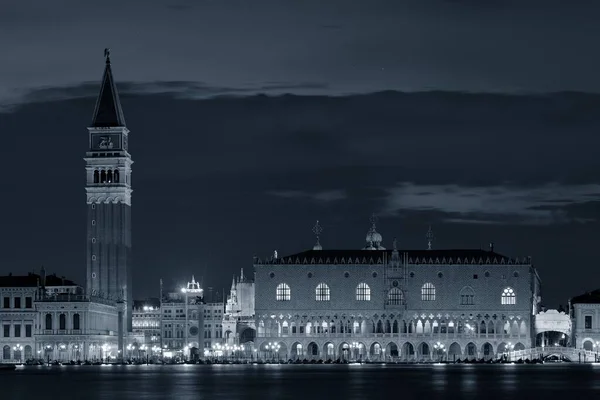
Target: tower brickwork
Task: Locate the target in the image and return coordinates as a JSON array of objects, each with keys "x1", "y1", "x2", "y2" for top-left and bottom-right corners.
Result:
[{"x1": 84, "y1": 49, "x2": 133, "y2": 335}]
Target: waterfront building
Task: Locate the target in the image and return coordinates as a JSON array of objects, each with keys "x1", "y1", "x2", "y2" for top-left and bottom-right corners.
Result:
[
  {"x1": 1, "y1": 270, "x2": 120, "y2": 363},
  {"x1": 569, "y1": 289, "x2": 600, "y2": 351},
  {"x1": 223, "y1": 269, "x2": 256, "y2": 349},
  {"x1": 160, "y1": 277, "x2": 204, "y2": 360},
  {"x1": 1, "y1": 272, "x2": 55, "y2": 363},
  {"x1": 253, "y1": 219, "x2": 542, "y2": 361},
  {"x1": 132, "y1": 298, "x2": 161, "y2": 356},
  {"x1": 84, "y1": 49, "x2": 134, "y2": 357},
  {"x1": 203, "y1": 302, "x2": 224, "y2": 351}
]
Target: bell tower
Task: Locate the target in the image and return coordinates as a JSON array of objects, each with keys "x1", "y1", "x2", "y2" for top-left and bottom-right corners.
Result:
[{"x1": 84, "y1": 49, "x2": 133, "y2": 334}]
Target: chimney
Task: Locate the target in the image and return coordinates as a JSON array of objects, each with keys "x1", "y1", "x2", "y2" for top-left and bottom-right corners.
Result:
[{"x1": 40, "y1": 266, "x2": 46, "y2": 287}]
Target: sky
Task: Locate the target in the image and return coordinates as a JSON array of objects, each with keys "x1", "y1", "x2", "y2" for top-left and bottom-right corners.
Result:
[{"x1": 1, "y1": 0, "x2": 600, "y2": 307}]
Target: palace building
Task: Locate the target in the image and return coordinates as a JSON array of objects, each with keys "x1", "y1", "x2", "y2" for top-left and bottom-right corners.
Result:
[{"x1": 253, "y1": 219, "x2": 542, "y2": 361}]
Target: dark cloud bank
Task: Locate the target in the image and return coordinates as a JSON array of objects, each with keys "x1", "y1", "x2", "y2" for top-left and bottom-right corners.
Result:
[{"x1": 0, "y1": 87, "x2": 598, "y2": 306}]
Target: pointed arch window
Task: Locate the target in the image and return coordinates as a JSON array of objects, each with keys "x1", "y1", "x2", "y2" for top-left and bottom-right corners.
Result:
[
  {"x1": 421, "y1": 283, "x2": 436, "y2": 301},
  {"x1": 501, "y1": 287, "x2": 516, "y2": 305},
  {"x1": 387, "y1": 287, "x2": 404, "y2": 305},
  {"x1": 460, "y1": 286, "x2": 475, "y2": 305},
  {"x1": 356, "y1": 283, "x2": 371, "y2": 301},
  {"x1": 114, "y1": 169, "x2": 120, "y2": 183},
  {"x1": 315, "y1": 283, "x2": 330, "y2": 301},
  {"x1": 276, "y1": 283, "x2": 290, "y2": 301},
  {"x1": 107, "y1": 170, "x2": 113, "y2": 183},
  {"x1": 100, "y1": 170, "x2": 107, "y2": 183},
  {"x1": 93, "y1": 170, "x2": 99, "y2": 183}
]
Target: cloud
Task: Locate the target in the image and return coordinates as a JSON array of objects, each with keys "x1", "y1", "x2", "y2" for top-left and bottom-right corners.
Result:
[
  {"x1": 381, "y1": 182, "x2": 600, "y2": 225},
  {"x1": 0, "y1": 81, "x2": 329, "y2": 113},
  {"x1": 268, "y1": 190, "x2": 347, "y2": 203}
]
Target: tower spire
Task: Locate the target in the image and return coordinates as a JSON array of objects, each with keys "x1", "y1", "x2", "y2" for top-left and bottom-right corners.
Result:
[
  {"x1": 92, "y1": 48, "x2": 126, "y2": 127},
  {"x1": 426, "y1": 225, "x2": 434, "y2": 250},
  {"x1": 312, "y1": 220, "x2": 323, "y2": 250}
]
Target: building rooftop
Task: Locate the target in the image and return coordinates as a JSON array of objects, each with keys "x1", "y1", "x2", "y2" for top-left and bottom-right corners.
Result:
[
  {"x1": 256, "y1": 249, "x2": 531, "y2": 266},
  {"x1": 133, "y1": 298, "x2": 161, "y2": 309},
  {"x1": 0, "y1": 273, "x2": 78, "y2": 288},
  {"x1": 571, "y1": 290, "x2": 600, "y2": 305}
]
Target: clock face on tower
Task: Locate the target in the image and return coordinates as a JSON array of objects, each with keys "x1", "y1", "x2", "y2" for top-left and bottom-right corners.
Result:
[{"x1": 91, "y1": 133, "x2": 122, "y2": 151}]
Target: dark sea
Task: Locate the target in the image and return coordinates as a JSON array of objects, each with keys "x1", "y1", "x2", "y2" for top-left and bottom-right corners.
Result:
[{"x1": 2, "y1": 364, "x2": 599, "y2": 399}]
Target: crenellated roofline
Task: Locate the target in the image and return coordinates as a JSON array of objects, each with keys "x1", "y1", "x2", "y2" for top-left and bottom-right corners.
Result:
[{"x1": 254, "y1": 249, "x2": 532, "y2": 266}]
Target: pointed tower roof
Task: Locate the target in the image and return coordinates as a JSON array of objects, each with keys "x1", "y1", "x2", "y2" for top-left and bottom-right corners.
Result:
[{"x1": 91, "y1": 48, "x2": 126, "y2": 127}]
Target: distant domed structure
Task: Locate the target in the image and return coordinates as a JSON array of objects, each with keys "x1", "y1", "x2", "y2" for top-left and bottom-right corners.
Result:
[{"x1": 364, "y1": 214, "x2": 385, "y2": 250}]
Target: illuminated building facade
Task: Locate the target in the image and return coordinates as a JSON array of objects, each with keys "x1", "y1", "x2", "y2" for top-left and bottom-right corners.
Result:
[
  {"x1": 203, "y1": 302, "x2": 224, "y2": 351},
  {"x1": 132, "y1": 298, "x2": 161, "y2": 355},
  {"x1": 222, "y1": 269, "x2": 256, "y2": 348},
  {"x1": 253, "y1": 219, "x2": 542, "y2": 361},
  {"x1": 570, "y1": 290, "x2": 600, "y2": 352},
  {"x1": 160, "y1": 277, "x2": 204, "y2": 360},
  {"x1": 0, "y1": 270, "x2": 120, "y2": 363}
]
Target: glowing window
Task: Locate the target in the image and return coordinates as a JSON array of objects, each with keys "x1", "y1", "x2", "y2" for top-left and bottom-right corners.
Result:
[
  {"x1": 387, "y1": 287, "x2": 403, "y2": 305},
  {"x1": 501, "y1": 287, "x2": 516, "y2": 305},
  {"x1": 356, "y1": 283, "x2": 371, "y2": 301},
  {"x1": 315, "y1": 283, "x2": 330, "y2": 301},
  {"x1": 421, "y1": 283, "x2": 436, "y2": 301},
  {"x1": 276, "y1": 283, "x2": 291, "y2": 301}
]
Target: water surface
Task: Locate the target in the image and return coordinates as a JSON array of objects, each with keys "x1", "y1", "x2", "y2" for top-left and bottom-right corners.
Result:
[{"x1": 2, "y1": 364, "x2": 599, "y2": 399}]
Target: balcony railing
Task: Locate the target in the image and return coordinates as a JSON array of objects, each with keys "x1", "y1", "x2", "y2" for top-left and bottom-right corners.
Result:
[{"x1": 36, "y1": 294, "x2": 116, "y2": 307}]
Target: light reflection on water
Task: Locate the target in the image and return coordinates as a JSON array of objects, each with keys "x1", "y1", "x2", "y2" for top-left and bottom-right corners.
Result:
[{"x1": 2, "y1": 364, "x2": 600, "y2": 400}]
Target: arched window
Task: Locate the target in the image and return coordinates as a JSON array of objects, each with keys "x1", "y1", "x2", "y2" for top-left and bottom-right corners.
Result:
[
  {"x1": 501, "y1": 287, "x2": 516, "y2": 305},
  {"x1": 59, "y1": 314, "x2": 66, "y2": 330},
  {"x1": 276, "y1": 283, "x2": 290, "y2": 301},
  {"x1": 93, "y1": 170, "x2": 99, "y2": 183},
  {"x1": 100, "y1": 170, "x2": 106, "y2": 183},
  {"x1": 107, "y1": 170, "x2": 113, "y2": 183},
  {"x1": 73, "y1": 314, "x2": 80, "y2": 330},
  {"x1": 460, "y1": 286, "x2": 475, "y2": 305},
  {"x1": 315, "y1": 283, "x2": 330, "y2": 301},
  {"x1": 45, "y1": 314, "x2": 52, "y2": 330},
  {"x1": 387, "y1": 288, "x2": 404, "y2": 305},
  {"x1": 421, "y1": 283, "x2": 436, "y2": 301},
  {"x1": 356, "y1": 283, "x2": 371, "y2": 301},
  {"x1": 114, "y1": 169, "x2": 120, "y2": 183},
  {"x1": 2, "y1": 345, "x2": 9, "y2": 360},
  {"x1": 24, "y1": 345, "x2": 32, "y2": 360}
]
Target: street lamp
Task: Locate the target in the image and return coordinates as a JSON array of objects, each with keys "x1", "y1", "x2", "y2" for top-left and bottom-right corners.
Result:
[
  {"x1": 351, "y1": 342, "x2": 359, "y2": 361},
  {"x1": 266, "y1": 342, "x2": 281, "y2": 362},
  {"x1": 102, "y1": 343, "x2": 110, "y2": 362},
  {"x1": 434, "y1": 342, "x2": 445, "y2": 362},
  {"x1": 12, "y1": 344, "x2": 23, "y2": 363},
  {"x1": 506, "y1": 342, "x2": 514, "y2": 362}
]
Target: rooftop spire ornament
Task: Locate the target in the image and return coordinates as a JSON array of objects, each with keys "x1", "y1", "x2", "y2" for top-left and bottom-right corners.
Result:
[
  {"x1": 426, "y1": 225, "x2": 434, "y2": 250},
  {"x1": 369, "y1": 213, "x2": 378, "y2": 230},
  {"x1": 365, "y1": 213, "x2": 385, "y2": 250},
  {"x1": 312, "y1": 220, "x2": 323, "y2": 250},
  {"x1": 104, "y1": 48, "x2": 111, "y2": 63}
]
